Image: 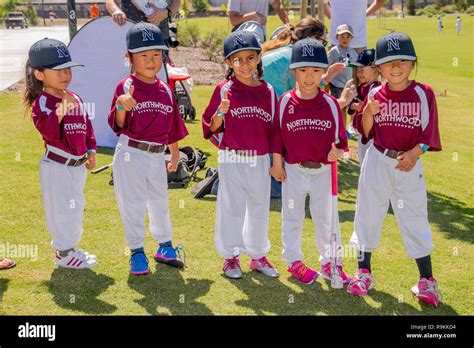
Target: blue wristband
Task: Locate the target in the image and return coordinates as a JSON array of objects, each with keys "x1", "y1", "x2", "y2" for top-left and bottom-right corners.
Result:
[
  {"x1": 419, "y1": 143, "x2": 428, "y2": 153},
  {"x1": 216, "y1": 109, "x2": 224, "y2": 117},
  {"x1": 87, "y1": 149, "x2": 96, "y2": 153},
  {"x1": 116, "y1": 104, "x2": 125, "y2": 111}
]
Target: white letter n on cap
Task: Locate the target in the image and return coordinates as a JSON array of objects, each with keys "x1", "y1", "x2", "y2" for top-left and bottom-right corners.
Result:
[
  {"x1": 232, "y1": 34, "x2": 245, "y2": 46},
  {"x1": 387, "y1": 38, "x2": 400, "y2": 52},
  {"x1": 56, "y1": 45, "x2": 69, "y2": 58},
  {"x1": 301, "y1": 44, "x2": 314, "y2": 57},
  {"x1": 141, "y1": 28, "x2": 155, "y2": 42}
]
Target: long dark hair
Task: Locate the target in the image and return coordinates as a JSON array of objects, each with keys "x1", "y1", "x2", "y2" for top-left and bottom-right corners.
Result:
[
  {"x1": 226, "y1": 61, "x2": 264, "y2": 80},
  {"x1": 262, "y1": 17, "x2": 326, "y2": 53},
  {"x1": 23, "y1": 59, "x2": 44, "y2": 109}
]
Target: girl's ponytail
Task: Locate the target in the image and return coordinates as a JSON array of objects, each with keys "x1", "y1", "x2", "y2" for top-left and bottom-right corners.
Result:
[{"x1": 23, "y1": 59, "x2": 44, "y2": 109}]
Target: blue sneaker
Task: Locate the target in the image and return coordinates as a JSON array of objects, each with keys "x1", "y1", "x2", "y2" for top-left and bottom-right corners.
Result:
[
  {"x1": 154, "y1": 242, "x2": 186, "y2": 268},
  {"x1": 130, "y1": 248, "x2": 150, "y2": 275}
]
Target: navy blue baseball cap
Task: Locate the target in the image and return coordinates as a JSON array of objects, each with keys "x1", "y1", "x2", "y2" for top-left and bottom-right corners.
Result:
[
  {"x1": 126, "y1": 22, "x2": 168, "y2": 53},
  {"x1": 223, "y1": 30, "x2": 261, "y2": 59},
  {"x1": 270, "y1": 25, "x2": 288, "y2": 41},
  {"x1": 28, "y1": 38, "x2": 83, "y2": 70},
  {"x1": 349, "y1": 49, "x2": 376, "y2": 67},
  {"x1": 290, "y1": 38, "x2": 328, "y2": 69},
  {"x1": 375, "y1": 32, "x2": 416, "y2": 65},
  {"x1": 236, "y1": 21, "x2": 266, "y2": 44}
]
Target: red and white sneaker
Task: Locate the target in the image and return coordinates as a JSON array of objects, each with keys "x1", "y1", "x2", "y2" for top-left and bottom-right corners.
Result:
[
  {"x1": 411, "y1": 277, "x2": 441, "y2": 308},
  {"x1": 320, "y1": 262, "x2": 352, "y2": 285},
  {"x1": 346, "y1": 268, "x2": 375, "y2": 296},
  {"x1": 55, "y1": 249, "x2": 97, "y2": 269},
  {"x1": 287, "y1": 261, "x2": 319, "y2": 284}
]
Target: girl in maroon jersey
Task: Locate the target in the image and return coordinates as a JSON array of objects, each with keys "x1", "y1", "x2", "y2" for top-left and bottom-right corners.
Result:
[
  {"x1": 24, "y1": 38, "x2": 98, "y2": 269},
  {"x1": 348, "y1": 32, "x2": 442, "y2": 307},
  {"x1": 202, "y1": 30, "x2": 279, "y2": 280}
]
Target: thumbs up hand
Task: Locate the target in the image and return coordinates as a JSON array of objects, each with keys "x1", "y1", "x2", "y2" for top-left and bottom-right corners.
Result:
[
  {"x1": 56, "y1": 90, "x2": 78, "y2": 122},
  {"x1": 217, "y1": 90, "x2": 230, "y2": 116},
  {"x1": 116, "y1": 85, "x2": 137, "y2": 112},
  {"x1": 365, "y1": 95, "x2": 380, "y2": 117},
  {"x1": 327, "y1": 142, "x2": 345, "y2": 162}
]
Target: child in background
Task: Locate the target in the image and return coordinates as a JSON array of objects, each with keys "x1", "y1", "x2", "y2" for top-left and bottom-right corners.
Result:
[
  {"x1": 327, "y1": 24, "x2": 358, "y2": 138},
  {"x1": 348, "y1": 48, "x2": 381, "y2": 164}
]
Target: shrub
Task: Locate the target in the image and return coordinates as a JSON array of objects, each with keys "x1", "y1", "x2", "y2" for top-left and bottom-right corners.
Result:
[
  {"x1": 191, "y1": 0, "x2": 209, "y2": 13},
  {"x1": 416, "y1": 5, "x2": 441, "y2": 17},
  {"x1": 23, "y1": 1, "x2": 38, "y2": 26},
  {"x1": 466, "y1": 5, "x2": 474, "y2": 13},
  {"x1": 441, "y1": 5, "x2": 456, "y2": 14},
  {"x1": 199, "y1": 29, "x2": 225, "y2": 63},
  {"x1": 178, "y1": 23, "x2": 201, "y2": 47}
]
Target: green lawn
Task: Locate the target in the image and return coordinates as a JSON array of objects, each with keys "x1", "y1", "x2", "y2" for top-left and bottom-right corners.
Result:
[{"x1": 0, "y1": 15, "x2": 473, "y2": 315}]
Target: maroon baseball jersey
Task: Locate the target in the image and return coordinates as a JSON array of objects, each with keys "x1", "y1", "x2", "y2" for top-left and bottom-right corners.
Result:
[
  {"x1": 202, "y1": 76, "x2": 276, "y2": 155},
  {"x1": 108, "y1": 74, "x2": 188, "y2": 144},
  {"x1": 355, "y1": 81, "x2": 442, "y2": 152},
  {"x1": 271, "y1": 89, "x2": 349, "y2": 165},
  {"x1": 32, "y1": 91, "x2": 96, "y2": 156},
  {"x1": 351, "y1": 81, "x2": 381, "y2": 125}
]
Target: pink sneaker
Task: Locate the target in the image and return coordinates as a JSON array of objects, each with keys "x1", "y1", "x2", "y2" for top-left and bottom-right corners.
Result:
[
  {"x1": 250, "y1": 257, "x2": 279, "y2": 278},
  {"x1": 223, "y1": 257, "x2": 243, "y2": 279},
  {"x1": 346, "y1": 268, "x2": 375, "y2": 296},
  {"x1": 320, "y1": 262, "x2": 352, "y2": 285},
  {"x1": 287, "y1": 261, "x2": 319, "y2": 284},
  {"x1": 411, "y1": 277, "x2": 441, "y2": 308}
]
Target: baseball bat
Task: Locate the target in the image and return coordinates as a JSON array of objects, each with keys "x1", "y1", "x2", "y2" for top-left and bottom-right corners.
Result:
[
  {"x1": 330, "y1": 161, "x2": 344, "y2": 289},
  {"x1": 91, "y1": 163, "x2": 112, "y2": 174}
]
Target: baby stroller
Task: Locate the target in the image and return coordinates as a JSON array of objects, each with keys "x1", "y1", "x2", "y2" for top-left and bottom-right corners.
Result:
[{"x1": 167, "y1": 69, "x2": 196, "y2": 121}]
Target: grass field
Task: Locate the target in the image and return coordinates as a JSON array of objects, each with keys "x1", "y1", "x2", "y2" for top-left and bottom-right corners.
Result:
[{"x1": 0, "y1": 15, "x2": 473, "y2": 316}]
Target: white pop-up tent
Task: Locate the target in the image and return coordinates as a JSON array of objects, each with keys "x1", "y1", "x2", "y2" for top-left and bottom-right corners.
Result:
[{"x1": 68, "y1": 16, "x2": 167, "y2": 147}]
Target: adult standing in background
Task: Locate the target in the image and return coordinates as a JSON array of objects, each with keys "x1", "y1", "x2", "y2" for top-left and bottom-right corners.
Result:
[
  {"x1": 324, "y1": 0, "x2": 386, "y2": 53},
  {"x1": 106, "y1": 0, "x2": 181, "y2": 48},
  {"x1": 227, "y1": 0, "x2": 289, "y2": 33}
]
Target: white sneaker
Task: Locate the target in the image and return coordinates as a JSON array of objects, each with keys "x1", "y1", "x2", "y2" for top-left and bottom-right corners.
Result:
[
  {"x1": 55, "y1": 249, "x2": 98, "y2": 269},
  {"x1": 347, "y1": 124, "x2": 358, "y2": 138}
]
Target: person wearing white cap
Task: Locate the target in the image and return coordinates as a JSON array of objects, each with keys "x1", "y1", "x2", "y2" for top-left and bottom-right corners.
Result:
[
  {"x1": 328, "y1": 24, "x2": 359, "y2": 138},
  {"x1": 324, "y1": 0, "x2": 386, "y2": 53}
]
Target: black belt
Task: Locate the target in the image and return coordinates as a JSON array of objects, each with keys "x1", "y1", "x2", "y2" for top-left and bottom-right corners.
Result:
[
  {"x1": 128, "y1": 139, "x2": 165, "y2": 153},
  {"x1": 298, "y1": 161, "x2": 322, "y2": 169},
  {"x1": 374, "y1": 143, "x2": 405, "y2": 159},
  {"x1": 47, "y1": 151, "x2": 87, "y2": 166}
]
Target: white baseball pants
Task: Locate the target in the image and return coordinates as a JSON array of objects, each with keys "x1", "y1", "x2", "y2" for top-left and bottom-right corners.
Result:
[
  {"x1": 214, "y1": 150, "x2": 271, "y2": 259},
  {"x1": 358, "y1": 137, "x2": 373, "y2": 165},
  {"x1": 351, "y1": 144, "x2": 434, "y2": 259},
  {"x1": 282, "y1": 163, "x2": 340, "y2": 265},
  {"x1": 39, "y1": 146, "x2": 87, "y2": 251},
  {"x1": 113, "y1": 134, "x2": 172, "y2": 250}
]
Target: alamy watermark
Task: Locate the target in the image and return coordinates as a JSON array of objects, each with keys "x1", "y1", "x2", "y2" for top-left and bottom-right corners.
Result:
[{"x1": 0, "y1": 242, "x2": 38, "y2": 261}]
